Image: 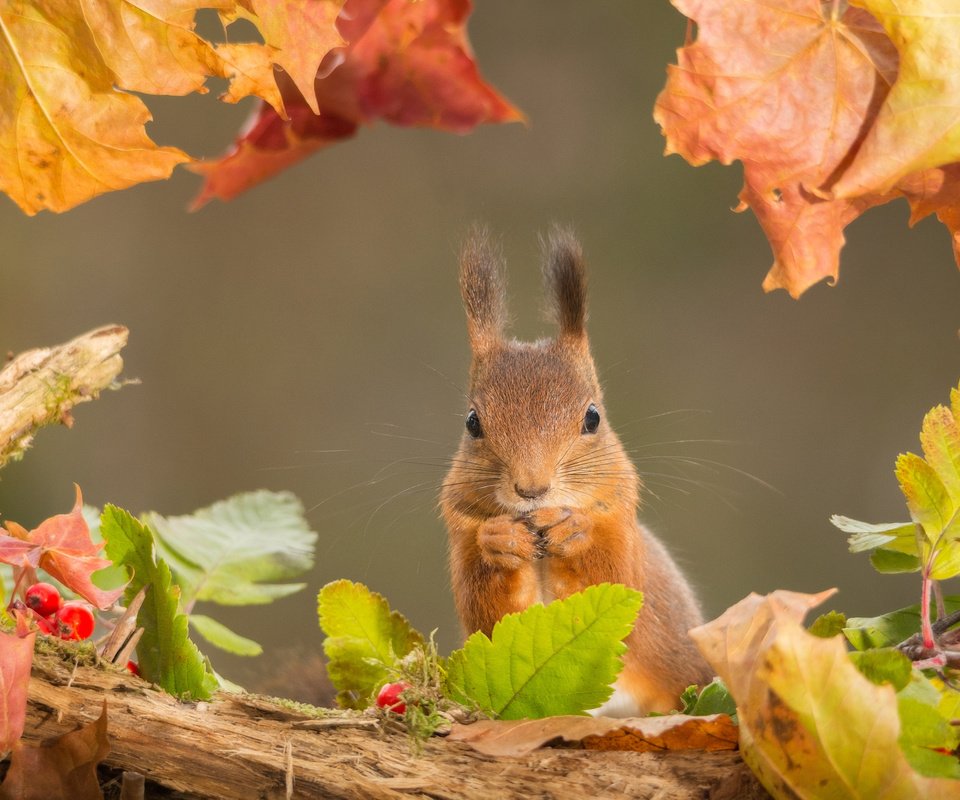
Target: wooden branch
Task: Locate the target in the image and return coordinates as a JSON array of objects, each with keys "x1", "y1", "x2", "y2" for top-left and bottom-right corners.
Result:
[
  {"x1": 0, "y1": 325, "x2": 129, "y2": 469},
  {"x1": 23, "y1": 650, "x2": 768, "y2": 800}
]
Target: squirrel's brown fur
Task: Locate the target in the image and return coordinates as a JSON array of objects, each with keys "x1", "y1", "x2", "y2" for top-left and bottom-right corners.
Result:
[{"x1": 441, "y1": 227, "x2": 711, "y2": 715}]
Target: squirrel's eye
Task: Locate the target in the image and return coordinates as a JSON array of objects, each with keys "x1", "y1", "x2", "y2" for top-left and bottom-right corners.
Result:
[
  {"x1": 466, "y1": 409, "x2": 483, "y2": 439},
  {"x1": 582, "y1": 404, "x2": 600, "y2": 434}
]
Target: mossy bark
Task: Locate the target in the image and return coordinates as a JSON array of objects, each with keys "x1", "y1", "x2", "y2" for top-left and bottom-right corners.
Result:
[{"x1": 0, "y1": 326, "x2": 128, "y2": 468}]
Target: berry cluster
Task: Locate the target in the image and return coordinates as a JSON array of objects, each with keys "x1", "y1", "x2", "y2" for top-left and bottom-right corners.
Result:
[{"x1": 15, "y1": 582, "x2": 94, "y2": 641}]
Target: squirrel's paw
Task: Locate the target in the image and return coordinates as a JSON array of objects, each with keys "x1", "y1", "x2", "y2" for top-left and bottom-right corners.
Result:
[
  {"x1": 478, "y1": 515, "x2": 539, "y2": 570},
  {"x1": 527, "y1": 507, "x2": 593, "y2": 558}
]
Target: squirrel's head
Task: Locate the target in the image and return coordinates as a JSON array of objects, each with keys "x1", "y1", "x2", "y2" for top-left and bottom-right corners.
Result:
[{"x1": 452, "y1": 226, "x2": 636, "y2": 516}]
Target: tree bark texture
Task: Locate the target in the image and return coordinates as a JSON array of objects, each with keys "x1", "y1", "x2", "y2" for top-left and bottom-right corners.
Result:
[
  {"x1": 0, "y1": 325, "x2": 129, "y2": 468},
  {"x1": 24, "y1": 650, "x2": 768, "y2": 800}
]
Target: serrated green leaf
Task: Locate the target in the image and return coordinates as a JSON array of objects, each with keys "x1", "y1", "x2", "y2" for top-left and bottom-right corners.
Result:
[
  {"x1": 444, "y1": 583, "x2": 643, "y2": 720},
  {"x1": 844, "y1": 597, "x2": 960, "y2": 651},
  {"x1": 189, "y1": 614, "x2": 263, "y2": 657},
  {"x1": 100, "y1": 505, "x2": 217, "y2": 701},
  {"x1": 146, "y1": 490, "x2": 316, "y2": 608},
  {"x1": 809, "y1": 610, "x2": 847, "y2": 638},
  {"x1": 920, "y1": 406, "x2": 960, "y2": 506},
  {"x1": 317, "y1": 580, "x2": 424, "y2": 709},
  {"x1": 896, "y1": 452, "x2": 955, "y2": 544},
  {"x1": 849, "y1": 648, "x2": 912, "y2": 691},
  {"x1": 870, "y1": 548, "x2": 922, "y2": 574},
  {"x1": 681, "y1": 678, "x2": 736, "y2": 718},
  {"x1": 952, "y1": 385, "x2": 960, "y2": 424}
]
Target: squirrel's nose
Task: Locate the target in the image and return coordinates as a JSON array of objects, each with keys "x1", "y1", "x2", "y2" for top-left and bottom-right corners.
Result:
[{"x1": 514, "y1": 483, "x2": 549, "y2": 500}]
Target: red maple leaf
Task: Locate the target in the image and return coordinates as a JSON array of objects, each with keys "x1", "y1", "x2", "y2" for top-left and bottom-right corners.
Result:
[
  {"x1": 191, "y1": 0, "x2": 523, "y2": 207},
  {"x1": 0, "y1": 486, "x2": 125, "y2": 610}
]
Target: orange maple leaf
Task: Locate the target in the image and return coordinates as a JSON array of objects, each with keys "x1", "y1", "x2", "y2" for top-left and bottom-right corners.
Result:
[
  {"x1": 655, "y1": 0, "x2": 899, "y2": 298},
  {"x1": 0, "y1": 486, "x2": 125, "y2": 610},
  {"x1": 656, "y1": 0, "x2": 960, "y2": 297},
  {"x1": 190, "y1": 0, "x2": 523, "y2": 207}
]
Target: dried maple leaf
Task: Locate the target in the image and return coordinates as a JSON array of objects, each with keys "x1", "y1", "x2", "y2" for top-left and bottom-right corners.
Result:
[
  {"x1": 0, "y1": 486, "x2": 125, "y2": 610},
  {"x1": 655, "y1": 0, "x2": 900, "y2": 298},
  {"x1": 191, "y1": 0, "x2": 523, "y2": 207},
  {"x1": 0, "y1": 701, "x2": 109, "y2": 800},
  {"x1": 448, "y1": 713, "x2": 738, "y2": 757},
  {"x1": 0, "y1": 627, "x2": 36, "y2": 754}
]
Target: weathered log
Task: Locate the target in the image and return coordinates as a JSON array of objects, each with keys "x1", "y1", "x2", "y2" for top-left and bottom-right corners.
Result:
[
  {"x1": 0, "y1": 325, "x2": 129, "y2": 468},
  {"x1": 23, "y1": 650, "x2": 768, "y2": 800}
]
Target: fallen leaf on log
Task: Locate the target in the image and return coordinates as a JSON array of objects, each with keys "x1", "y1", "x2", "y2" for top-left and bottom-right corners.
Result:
[
  {"x1": 0, "y1": 700, "x2": 109, "y2": 800},
  {"x1": 690, "y1": 589, "x2": 960, "y2": 798},
  {"x1": 447, "y1": 713, "x2": 738, "y2": 757}
]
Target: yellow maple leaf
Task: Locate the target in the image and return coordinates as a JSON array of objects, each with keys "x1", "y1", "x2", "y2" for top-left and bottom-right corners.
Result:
[{"x1": 0, "y1": 0, "x2": 191, "y2": 214}]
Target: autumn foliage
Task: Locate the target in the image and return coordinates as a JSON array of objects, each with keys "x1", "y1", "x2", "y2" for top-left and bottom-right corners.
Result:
[
  {"x1": 0, "y1": 0, "x2": 519, "y2": 215},
  {"x1": 656, "y1": 0, "x2": 960, "y2": 297}
]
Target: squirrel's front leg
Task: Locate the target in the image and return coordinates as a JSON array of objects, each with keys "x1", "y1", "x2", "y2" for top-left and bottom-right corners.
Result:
[
  {"x1": 526, "y1": 506, "x2": 594, "y2": 558},
  {"x1": 477, "y1": 514, "x2": 540, "y2": 569},
  {"x1": 462, "y1": 514, "x2": 540, "y2": 635}
]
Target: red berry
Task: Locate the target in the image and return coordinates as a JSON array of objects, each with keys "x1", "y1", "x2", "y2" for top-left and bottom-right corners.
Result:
[
  {"x1": 35, "y1": 616, "x2": 57, "y2": 636},
  {"x1": 126, "y1": 661, "x2": 140, "y2": 676},
  {"x1": 24, "y1": 582, "x2": 61, "y2": 618},
  {"x1": 375, "y1": 681, "x2": 411, "y2": 714},
  {"x1": 56, "y1": 602, "x2": 95, "y2": 641}
]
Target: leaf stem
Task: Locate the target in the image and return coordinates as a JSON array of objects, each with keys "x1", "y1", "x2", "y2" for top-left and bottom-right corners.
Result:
[{"x1": 921, "y1": 570, "x2": 935, "y2": 649}]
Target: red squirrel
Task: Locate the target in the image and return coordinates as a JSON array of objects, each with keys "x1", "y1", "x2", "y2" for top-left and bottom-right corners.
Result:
[{"x1": 440, "y1": 227, "x2": 711, "y2": 715}]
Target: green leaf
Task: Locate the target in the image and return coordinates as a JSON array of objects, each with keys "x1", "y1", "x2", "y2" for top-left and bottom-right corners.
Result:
[
  {"x1": 189, "y1": 614, "x2": 263, "y2": 657},
  {"x1": 809, "y1": 610, "x2": 847, "y2": 638},
  {"x1": 848, "y1": 648, "x2": 912, "y2": 691},
  {"x1": 920, "y1": 406, "x2": 960, "y2": 506},
  {"x1": 896, "y1": 452, "x2": 955, "y2": 544},
  {"x1": 898, "y1": 674, "x2": 960, "y2": 779},
  {"x1": 844, "y1": 597, "x2": 960, "y2": 651},
  {"x1": 145, "y1": 490, "x2": 316, "y2": 608},
  {"x1": 680, "y1": 678, "x2": 736, "y2": 718},
  {"x1": 100, "y1": 505, "x2": 218, "y2": 701},
  {"x1": 831, "y1": 516, "x2": 917, "y2": 553},
  {"x1": 870, "y1": 548, "x2": 922, "y2": 574},
  {"x1": 317, "y1": 580, "x2": 424, "y2": 709},
  {"x1": 444, "y1": 583, "x2": 643, "y2": 720}
]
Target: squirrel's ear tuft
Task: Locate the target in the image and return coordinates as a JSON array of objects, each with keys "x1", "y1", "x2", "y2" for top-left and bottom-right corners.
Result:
[
  {"x1": 542, "y1": 225, "x2": 588, "y2": 344},
  {"x1": 460, "y1": 225, "x2": 507, "y2": 354}
]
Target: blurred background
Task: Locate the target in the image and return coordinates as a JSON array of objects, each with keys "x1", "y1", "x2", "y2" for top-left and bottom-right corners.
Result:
[{"x1": 1, "y1": 2, "x2": 958, "y2": 696}]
